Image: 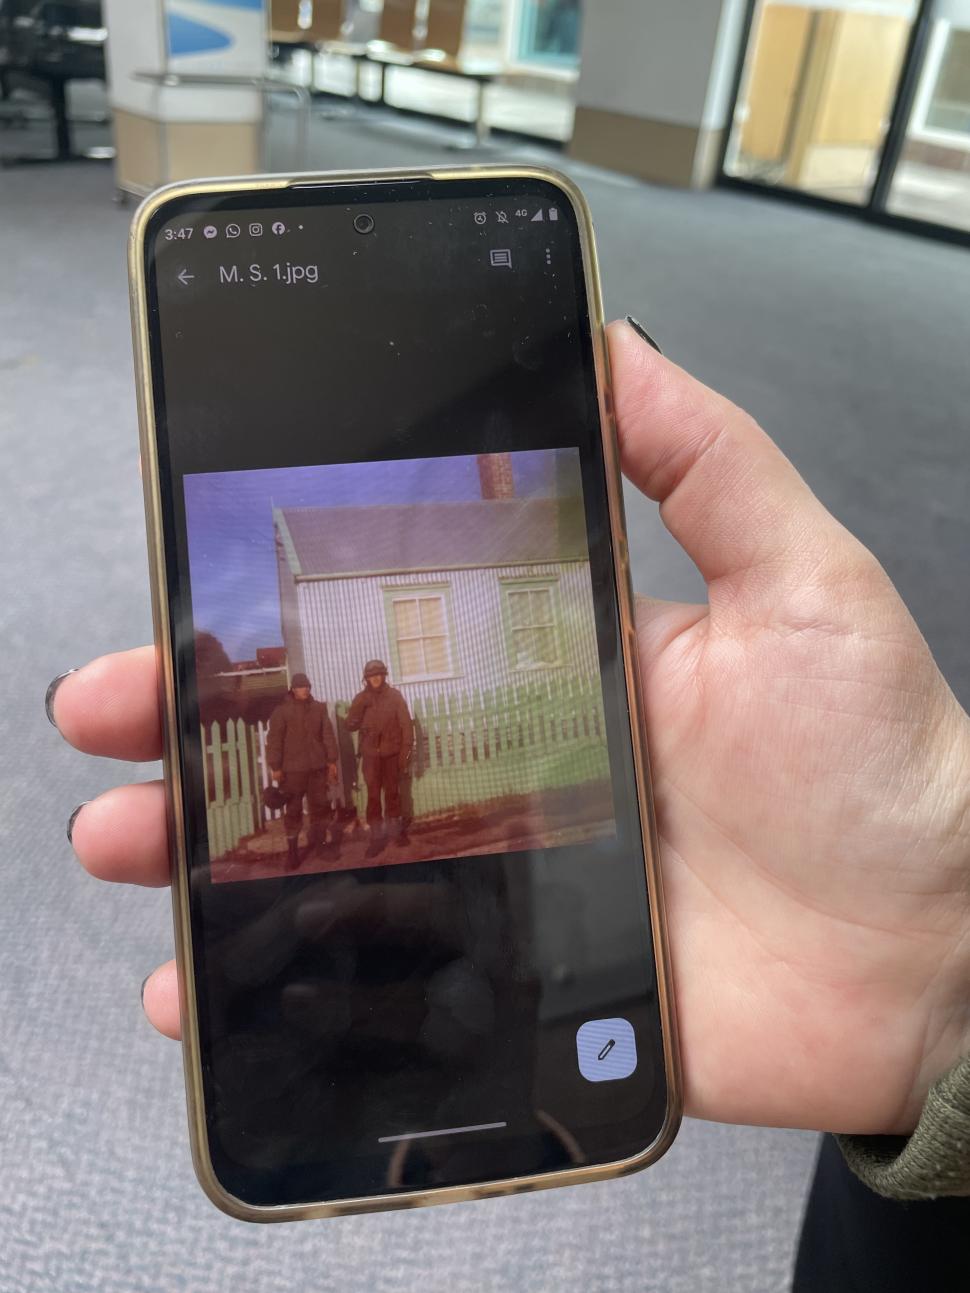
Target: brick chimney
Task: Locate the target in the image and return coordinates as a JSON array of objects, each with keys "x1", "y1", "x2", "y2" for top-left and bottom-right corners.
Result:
[{"x1": 477, "y1": 453, "x2": 515, "y2": 500}]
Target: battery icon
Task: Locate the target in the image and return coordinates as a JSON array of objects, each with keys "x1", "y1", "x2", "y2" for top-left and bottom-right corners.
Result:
[{"x1": 548, "y1": 207, "x2": 559, "y2": 221}]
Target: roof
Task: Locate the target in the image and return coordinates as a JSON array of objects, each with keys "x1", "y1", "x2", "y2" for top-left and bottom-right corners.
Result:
[{"x1": 275, "y1": 498, "x2": 589, "y2": 579}]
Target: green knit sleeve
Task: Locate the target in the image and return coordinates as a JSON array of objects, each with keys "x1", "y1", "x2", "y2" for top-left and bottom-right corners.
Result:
[{"x1": 837, "y1": 1052, "x2": 970, "y2": 1200}]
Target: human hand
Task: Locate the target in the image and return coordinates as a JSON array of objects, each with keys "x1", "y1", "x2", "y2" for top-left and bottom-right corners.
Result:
[
  {"x1": 608, "y1": 320, "x2": 969, "y2": 1136},
  {"x1": 50, "y1": 322, "x2": 970, "y2": 1139},
  {"x1": 327, "y1": 763, "x2": 337, "y2": 783}
]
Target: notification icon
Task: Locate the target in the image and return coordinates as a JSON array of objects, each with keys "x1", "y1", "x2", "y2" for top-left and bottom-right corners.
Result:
[{"x1": 272, "y1": 221, "x2": 286, "y2": 235}]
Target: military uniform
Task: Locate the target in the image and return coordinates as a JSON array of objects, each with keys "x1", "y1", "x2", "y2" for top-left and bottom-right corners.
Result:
[
  {"x1": 345, "y1": 661, "x2": 413, "y2": 856},
  {"x1": 265, "y1": 676, "x2": 338, "y2": 867}
]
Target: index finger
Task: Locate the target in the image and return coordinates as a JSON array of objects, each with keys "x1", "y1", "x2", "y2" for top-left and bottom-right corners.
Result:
[{"x1": 50, "y1": 647, "x2": 162, "y2": 761}]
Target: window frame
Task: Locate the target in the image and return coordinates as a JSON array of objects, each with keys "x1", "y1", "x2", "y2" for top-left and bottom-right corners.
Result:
[
  {"x1": 717, "y1": 0, "x2": 970, "y2": 248},
  {"x1": 911, "y1": 21, "x2": 970, "y2": 143},
  {"x1": 499, "y1": 575, "x2": 564, "y2": 673},
  {"x1": 382, "y1": 583, "x2": 460, "y2": 684}
]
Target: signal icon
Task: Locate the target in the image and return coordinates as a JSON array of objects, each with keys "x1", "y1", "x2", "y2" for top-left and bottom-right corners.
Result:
[{"x1": 531, "y1": 209, "x2": 544, "y2": 222}]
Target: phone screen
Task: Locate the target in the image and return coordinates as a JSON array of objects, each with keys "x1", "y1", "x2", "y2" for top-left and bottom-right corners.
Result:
[{"x1": 143, "y1": 175, "x2": 670, "y2": 1207}]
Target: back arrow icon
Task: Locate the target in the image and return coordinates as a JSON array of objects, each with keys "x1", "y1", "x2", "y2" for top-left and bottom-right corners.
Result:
[{"x1": 177, "y1": 269, "x2": 194, "y2": 286}]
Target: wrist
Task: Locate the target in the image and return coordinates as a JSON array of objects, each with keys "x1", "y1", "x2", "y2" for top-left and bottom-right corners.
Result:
[{"x1": 900, "y1": 706, "x2": 970, "y2": 1129}]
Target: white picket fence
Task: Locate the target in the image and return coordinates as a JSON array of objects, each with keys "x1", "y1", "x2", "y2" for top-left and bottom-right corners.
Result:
[
  {"x1": 201, "y1": 670, "x2": 609, "y2": 858},
  {"x1": 200, "y1": 718, "x2": 281, "y2": 859}
]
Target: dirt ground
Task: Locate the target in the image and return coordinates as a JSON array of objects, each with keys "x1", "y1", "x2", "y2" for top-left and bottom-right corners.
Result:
[{"x1": 210, "y1": 782, "x2": 615, "y2": 883}]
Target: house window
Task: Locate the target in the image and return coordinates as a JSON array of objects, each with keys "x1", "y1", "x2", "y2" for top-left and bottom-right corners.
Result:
[
  {"x1": 502, "y1": 579, "x2": 562, "y2": 670},
  {"x1": 384, "y1": 586, "x2": 456, "y2": 681}
]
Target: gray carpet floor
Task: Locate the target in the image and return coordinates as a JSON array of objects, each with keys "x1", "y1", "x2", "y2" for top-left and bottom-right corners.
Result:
[{"x1": 1, "y1": 94, "x2": 968, "y2": 1292}]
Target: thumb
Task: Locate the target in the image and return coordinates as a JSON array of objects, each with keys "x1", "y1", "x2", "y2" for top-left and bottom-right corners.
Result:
[{"x1": 608, "y1": 320, "x2": 860, "y2": 617}]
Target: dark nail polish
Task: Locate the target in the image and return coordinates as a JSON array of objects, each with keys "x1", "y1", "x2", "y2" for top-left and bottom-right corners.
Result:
[
  {"x1": 141, "y1": 975, "x2": 150, "y2": 1008},
  {"x1": 45, "y1": 669, "x2": 77, "y2": 728},
  {"x1": 625, "y1": 315, "x2": 663, "y2": 355},
  {"x1": 67, "y1": 802, "x2": 89, "y2": 845}
]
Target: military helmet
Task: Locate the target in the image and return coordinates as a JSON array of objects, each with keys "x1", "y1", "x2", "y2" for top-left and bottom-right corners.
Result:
[
  {"x1": 363, "y1": 659, "x2": 388, "y2": 679},
  {"x1": 290, "y1": 672, "x2": 311, "y2": 689},
  {"x1": 261, "y1": 784, "x2": 287, "y2": 813}
]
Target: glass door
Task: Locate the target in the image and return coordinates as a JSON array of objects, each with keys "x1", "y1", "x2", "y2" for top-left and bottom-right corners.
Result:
[
  {"x1": 724, "y1": 1, "x2": 918, "y2": 204},
  {"x1": 886, "y1": 0, "x2": 970, "y2": 229}
]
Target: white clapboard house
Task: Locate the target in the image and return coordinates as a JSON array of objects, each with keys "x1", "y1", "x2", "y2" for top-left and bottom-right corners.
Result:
[{"x1": 272, "y1": 455, "x2": 600, "y2": 708}]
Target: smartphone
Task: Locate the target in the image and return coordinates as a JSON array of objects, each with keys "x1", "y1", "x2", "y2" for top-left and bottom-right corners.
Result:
[{"x1": 129, "y1": 165, "x2": 680, "y2": 1221}]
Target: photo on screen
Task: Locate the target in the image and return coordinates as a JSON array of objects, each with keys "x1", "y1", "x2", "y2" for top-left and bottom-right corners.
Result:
[{"x1": 184, "y1": 449, "x2": 616, "y2": 883}]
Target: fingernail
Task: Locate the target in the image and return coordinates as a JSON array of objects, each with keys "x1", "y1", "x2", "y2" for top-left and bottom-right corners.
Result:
[
  {"x1": 141, "y1": 974, "x2": 150, "y2": 1008},
  {"x1": 625, "y1": 315, "x2": 663, "y2": 355},
  {"x1": 67, "y1": 801, "x2": 89, "y2": 845},
  {"x1": 45, "y1": 669, "x2": 77, "y2": 728}
]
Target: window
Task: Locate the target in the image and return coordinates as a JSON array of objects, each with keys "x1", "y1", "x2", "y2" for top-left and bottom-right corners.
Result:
[
  {"x1": 384, "y1": 586, "x2": 456, "y2": 681},
  {"x1": 925, "y1": 29, "x2": 970, "y2": 136},
  {"x1": 465, "y1": 0, "x2": 504, "y2": 47},
  {"x1": 517, "y1": 0, "x2": 582, "y2": 68},
  {"x1": 502, "y1": 579, "x2": 562, "y2": 670}
]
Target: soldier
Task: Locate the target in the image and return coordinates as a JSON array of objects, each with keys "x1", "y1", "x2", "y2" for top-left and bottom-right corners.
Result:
[
  {"x1": 266, "y1": 672, "x2": 339, "y2": 870},
  {"x1": 345, "y1": 659, "x2": 414, "y2": 859}
]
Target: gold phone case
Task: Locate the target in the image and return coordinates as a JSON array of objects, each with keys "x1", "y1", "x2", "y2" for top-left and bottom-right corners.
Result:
[{"x1": 128, "y1": 164, "x2": 681, "y2": 1222}]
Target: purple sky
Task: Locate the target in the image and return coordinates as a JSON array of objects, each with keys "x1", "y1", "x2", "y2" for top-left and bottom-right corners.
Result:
[{"x1": 184, "y1": 449, "x2": 580, "y2": 660}]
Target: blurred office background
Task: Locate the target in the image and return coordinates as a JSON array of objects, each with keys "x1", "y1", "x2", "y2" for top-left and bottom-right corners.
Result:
[
  {"x1": 2, "y1": 0, "x2": 970, "y2": 232},
  {"x1": 1, "y1": 2, "x2": 968, "y2": 1290}
]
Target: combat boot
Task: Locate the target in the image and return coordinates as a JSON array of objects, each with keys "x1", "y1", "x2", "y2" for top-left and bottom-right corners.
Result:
[
  {"x1": 365, "y1": 821, "x2": 385, "y2": 859},
  {"x1": 286, "y1": 837, "x2": 300, "y2": 870}
]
